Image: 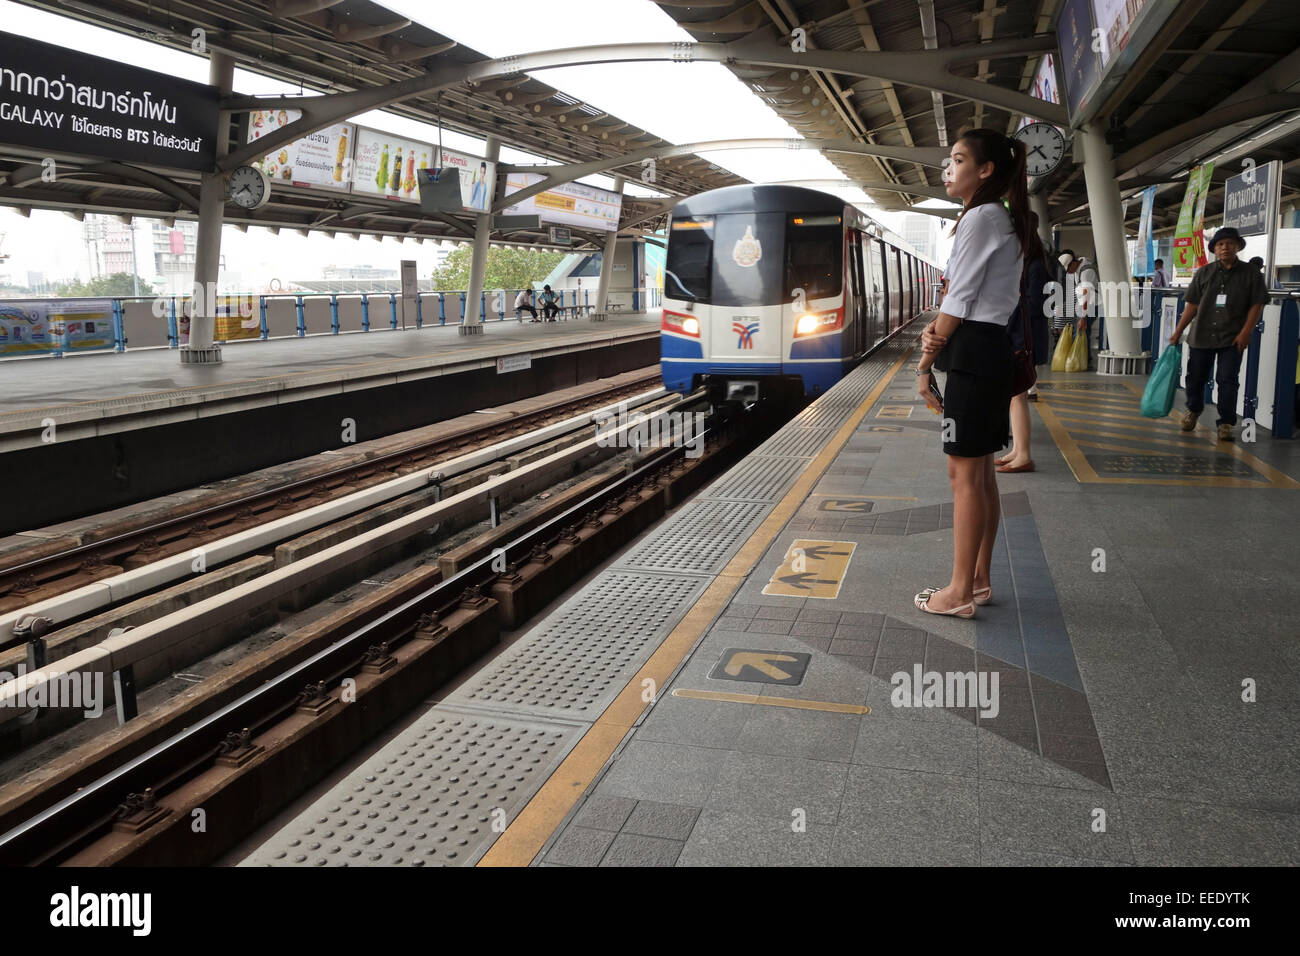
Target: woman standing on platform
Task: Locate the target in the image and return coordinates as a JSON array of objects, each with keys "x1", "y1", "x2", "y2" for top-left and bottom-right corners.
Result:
[{"x1": 911, "y1": 128, "x2": 1032, "y2": 618}]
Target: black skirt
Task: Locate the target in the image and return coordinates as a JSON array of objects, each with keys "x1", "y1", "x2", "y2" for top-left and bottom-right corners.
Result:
[{"x1": 936, "y1": 320, "x2": 1014, "y2": 458}]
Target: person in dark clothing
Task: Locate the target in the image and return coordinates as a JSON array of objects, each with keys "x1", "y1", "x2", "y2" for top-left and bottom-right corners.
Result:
[
  {"x1": 997, "y1": 215, "x2": 1051, "y2": 473},
  {"x1": 1168, "y1": 226, "x2": 1269, "y2": 441}
]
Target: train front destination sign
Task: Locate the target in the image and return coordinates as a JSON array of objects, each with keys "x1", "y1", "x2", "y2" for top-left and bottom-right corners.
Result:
[{"x1": 0, "y1": 29, "x2": 219, "y2": 172}]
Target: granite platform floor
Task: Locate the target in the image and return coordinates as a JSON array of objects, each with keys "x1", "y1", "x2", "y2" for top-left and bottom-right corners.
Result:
[
  {"x1": 538, "y1": 365, "x2": 1300, "y2": 867},
  {"x1": 0, "y1": 313, "x2": 657, "y2": 414}
]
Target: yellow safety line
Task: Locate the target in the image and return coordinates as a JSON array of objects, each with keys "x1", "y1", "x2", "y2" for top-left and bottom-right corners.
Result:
[
  {"x1": 1072, "y1": 439, "x2": 1180, "y2": 457},
  {"x1": 1039, "y1": 400, "x2": 1298, "y2": 488},
  {"x1": 672, "y1": 688, "x2": 870, "y2": 715},
  {"x1": 1043, "y1": 404, "x2": 1174, "y2": 425},
  {"x1": 1065, "y1": 424, "x2": 1223, "y2": 447},
  {"x1": 1038, "y1": 393, "x2": 1148, "y2": 411},
  {"x1": 477, "y1": 348, "x2": 914, "y2": 866},
  {"x1": 808, "y1": 493, "x2": 918, "y2": 500}
]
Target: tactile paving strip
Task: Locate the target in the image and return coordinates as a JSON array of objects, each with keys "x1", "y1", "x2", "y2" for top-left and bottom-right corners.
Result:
[
  {"x1": 700, "y1": 454, "x2": 810, "y2": 502},
  {"x1": 448, "y1": 571, "x2": 707, "y2": 718},
  {"x1": 753, "y1": 426, "x2": 839, "y2": 459},
  {"x1": 242, "y1": 708, "x2": 584, "y2": 867},
  {"x1": 615, "y1": 498, "x2": 769, "y2": 574}
]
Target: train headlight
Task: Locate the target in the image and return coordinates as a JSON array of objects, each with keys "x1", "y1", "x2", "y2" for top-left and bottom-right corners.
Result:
[
  {"x1": 683, "y1": 316, "x2": 699, "y2": 335},
  {"x1": 796, "y1": 313, "x2": 820, "y2": 335}
]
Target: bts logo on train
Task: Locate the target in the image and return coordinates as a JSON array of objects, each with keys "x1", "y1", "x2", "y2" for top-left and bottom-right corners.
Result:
[
  {"x1": 659, "y1": 184, "x2": 939, "y2": 406},
  {"x1": 732, "y1": 320, "x2": 759, "y2": 349}
]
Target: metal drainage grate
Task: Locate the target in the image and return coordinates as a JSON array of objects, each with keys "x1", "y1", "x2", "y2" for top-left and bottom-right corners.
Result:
[
  {"x1": 242, "y1": 709, "x2": 582, "y2": 867},
  {"x1": 702, "y1": 455, "x2": 809, "y2": 502},
  {"x1": 617, "y1": 498, "x2": 769, "y2": 575},
  {"x1": 451, "y1": 571, "x2": 706, "y2": 717}
]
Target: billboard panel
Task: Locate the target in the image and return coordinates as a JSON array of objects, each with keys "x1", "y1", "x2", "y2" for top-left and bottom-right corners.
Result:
[
  {"x1": 352, "y1": 128, "x2": 431, "y2": 203},
  {"x1": 247, "y1": 108, "x2": 353, "y2": 191},
  {"x1": 0, "y1": 29, "x2": 218, "y2": 171},
  {"x1": 502, "y1": 173, "x2": 623, "y2": 232}
]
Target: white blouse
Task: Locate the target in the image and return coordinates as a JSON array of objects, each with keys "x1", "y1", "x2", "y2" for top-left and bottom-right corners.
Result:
[{"x1": 941, "y1": 202, "x2": 1023, "y2": 327}]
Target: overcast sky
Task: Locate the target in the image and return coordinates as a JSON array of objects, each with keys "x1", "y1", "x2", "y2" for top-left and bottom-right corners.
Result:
[{"x1": 0, "y1": 0, "x2": 954, "y2": 288}]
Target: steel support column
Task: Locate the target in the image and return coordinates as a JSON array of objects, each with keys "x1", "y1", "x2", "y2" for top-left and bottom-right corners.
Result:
[
  {"x1": 462, "y1": 134, "x2": 501, "y2": 336},
  {"x1": 1080, "y1": 123, "x2": 1143, "y2": 366},
  {"x1": 595, "y1": 176, "x2": 625, "y2": 314},
  {"x1": 184, "y1": 52, "x2": 235, "y2": 365}
]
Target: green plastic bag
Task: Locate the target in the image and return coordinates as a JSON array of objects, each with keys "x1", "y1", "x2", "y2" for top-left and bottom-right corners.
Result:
[
  {"x1": 1141, "y1": 346, "x2": 1181, "y2": 418},
  {"x1": 1065, "y1": 325, "x2": 1088, "y2": 372},
  {"x1": 1051, "y1": 325, "x2": 1072, "y2": 372}
]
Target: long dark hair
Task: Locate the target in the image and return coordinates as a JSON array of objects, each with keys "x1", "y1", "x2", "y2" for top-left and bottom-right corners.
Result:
[{"x1": 949, "y1": 127, "x2": 1033, "y2": 257}]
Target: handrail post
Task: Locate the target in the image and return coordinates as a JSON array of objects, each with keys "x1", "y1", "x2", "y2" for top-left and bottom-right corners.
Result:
[
  {"x1": 329, "y1": 293, "x2": 340, "y2": 334},
  {"x1": 259, "y1": 295, "x2": 269, "y2": 339},
  {"x1": 439, "y1": 292, "x2": 446, "y2": 326},
  {"x1": 111, "y1": 299, "x2": 126, "y2": 352},
  {"x1": 361, "y1": 293, "x2": 370, "y2": 332},
  {"x1": 416, "y1": 293, "x2": 424, "y2": 329},
  {"x1": 295, "y1": 295, "x2": 306, "y2": 336},
  {"x1": 167, "y1": 296, "x2": 179, "y2": 348},
  {"x1": 389, "y1": 293, "x2": 398, "y2": 330}
]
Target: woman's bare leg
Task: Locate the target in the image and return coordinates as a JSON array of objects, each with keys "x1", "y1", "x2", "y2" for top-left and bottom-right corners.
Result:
[
  {"x1": 974, "y1": 453, "x2": 1000, "y2": 593},
  {"x1": 1003, "y1": 393, "x2": 1032, "y2": 467},
  {"x1": 925, "y1": 454, "x2": 984, "y2": 611}
]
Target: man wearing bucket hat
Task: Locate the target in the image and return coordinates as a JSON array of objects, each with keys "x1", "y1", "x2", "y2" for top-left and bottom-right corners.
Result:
[{"x1": 1167, "y1": 226, "x2": 1269, "y2": 441}]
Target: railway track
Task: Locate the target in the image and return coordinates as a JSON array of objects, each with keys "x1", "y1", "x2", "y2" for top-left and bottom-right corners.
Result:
[
  {"x1": 0, "y1": 369, "x2": 663, "y2": 625},
  {"x1": 0, "y1": 398, "x2": 788, "y2": 866}
]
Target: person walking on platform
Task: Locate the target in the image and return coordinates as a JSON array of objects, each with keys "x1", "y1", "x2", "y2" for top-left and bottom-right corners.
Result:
[
  {"x1": 1074, "y1": 253, "x2": 1099, "y2": 364},
  {"x1": 913, "y1": 128, "x2": 1029, "y2": 619},
  {"x1": 515, "y1": 288, "x2": 539, "y2": 322},
  {"x1": 1167, "y1": 226, "x2": 1269, "y2": 441},
  {"x1": 1054, "y1": 251, "x2": 1077, "y2": 339},
  {"x1": 540, "y1": 284, "x2": 559, "y2": 321},
  {"x1": 1154, "y1": 258, "x2": 1170, "y2": 288},
  {"x1": 996, "y1": 213, "x2": 1051, "y2": 473}
]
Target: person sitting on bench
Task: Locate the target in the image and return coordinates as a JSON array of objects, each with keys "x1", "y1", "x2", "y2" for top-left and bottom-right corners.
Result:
[
  {"x1": 515, "y1": 288, "x2": 538, "y2": 322},
  {"x1": 540, "y1": 285, "x2": 560, "y2": 321}
]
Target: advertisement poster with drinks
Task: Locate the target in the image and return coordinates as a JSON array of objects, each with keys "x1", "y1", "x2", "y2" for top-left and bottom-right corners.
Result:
[
  {"x1": 352, "y1": 128, "x2": 433, "y2": 203},
  {"x1": 247, "y1": 108, "x2": 354, "y2": 192},
  {"x1": 502, "y1": 173, "x2": 623, "y2": 232}
]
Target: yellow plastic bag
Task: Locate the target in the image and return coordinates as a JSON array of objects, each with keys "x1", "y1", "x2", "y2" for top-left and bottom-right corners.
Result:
[
  {"x1": 1051, "y1": 325, "x2": 1073, "y2": 372},
  {"x1": 1066, "y1": 324, "x2": 1089, "y2": 372}
]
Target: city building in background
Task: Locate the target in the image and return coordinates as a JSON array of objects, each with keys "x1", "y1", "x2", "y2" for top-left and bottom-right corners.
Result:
[
  {"x1": 901, "y1": 214, "x2": 939, "y2": 261},
  {"x1": 82, "y1": 215, "x2": 138, "y2": 280}
]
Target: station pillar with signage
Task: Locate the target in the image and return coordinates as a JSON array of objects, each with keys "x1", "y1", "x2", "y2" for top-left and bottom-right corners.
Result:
[
  {"x1": 595, "y1": 176, "x2": 626, "y2": 313},
  {"x1": 462, "y1": 135, "x2": 501, "y2": 336},
  {"x1": 1080, "y1": 122, "x2": 1144, "y2": 370},
  {"x1": 184, "y1": 52, "x2": 236, "y2": 366}
]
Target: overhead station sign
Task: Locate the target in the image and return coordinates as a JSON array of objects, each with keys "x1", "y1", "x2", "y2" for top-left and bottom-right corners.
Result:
[
  {"x1": 502, "y1": 172, "x2": 623, "y2": 232},
  {"x1": 0, "y1": 29, "x2": 218, "y2": 171}
]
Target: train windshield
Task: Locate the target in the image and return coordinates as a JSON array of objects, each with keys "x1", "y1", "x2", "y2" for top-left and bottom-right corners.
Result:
[
  {"x1": 786, "y1": 215, "x2": 843, "y2": 301},
  {"x1": 665, "y1": 218, "x2": 713, "y2": 301}
]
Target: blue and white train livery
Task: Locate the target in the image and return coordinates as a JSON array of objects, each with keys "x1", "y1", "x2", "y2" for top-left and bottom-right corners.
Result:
[{"x1": 660, "y1": 184, "x2": 940, "y2": 403}]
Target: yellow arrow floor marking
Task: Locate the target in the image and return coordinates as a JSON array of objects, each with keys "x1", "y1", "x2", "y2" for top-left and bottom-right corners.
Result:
[
  {"x1": 673, "y1": 689, "x2": 870, "y2": 715},
  {"x1": 724, "y1": 651, "x2": 798, "y2": 680}
]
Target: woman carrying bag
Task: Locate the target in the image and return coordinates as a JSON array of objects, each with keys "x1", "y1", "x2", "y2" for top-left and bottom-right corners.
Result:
[{"x1": 912, "y1": 128, "x2": 1033, "y2": 619}]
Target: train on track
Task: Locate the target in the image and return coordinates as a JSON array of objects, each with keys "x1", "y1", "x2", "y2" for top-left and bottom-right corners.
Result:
[{"x1": 659, "y1": 184, "x2": 943, "y2": 404}]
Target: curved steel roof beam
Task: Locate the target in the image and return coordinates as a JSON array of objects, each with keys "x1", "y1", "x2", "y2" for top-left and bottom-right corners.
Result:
[
  {"x1": 6, "y1": 161, "x2": 199, "y2": 211},
  {"x1": 221, "y1": 37, "x2": 1061, "y2": 172}
]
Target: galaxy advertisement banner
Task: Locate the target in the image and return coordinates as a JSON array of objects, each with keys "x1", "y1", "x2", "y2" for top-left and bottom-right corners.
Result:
[
  {"x1": 246, "y1": 108, "x2": 353, "y2": 192},
  {"x1": 0, "y1": 29, "x2": 218, "y2": 171},
  {"x1": 501, "y1": 173, "x2": 623, "y2": 232},
  {"x1": 1056, "y1": 0, "x2": 1100, "y2": 122}
]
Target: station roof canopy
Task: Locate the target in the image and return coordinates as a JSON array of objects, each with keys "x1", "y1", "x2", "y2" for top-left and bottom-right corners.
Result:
[
  {"x1": 2, "y1": 0, "x2": 1299, "y2": 246},
  {"x1": 0, "y1": 0, "x2": 745, "y2": 248}
]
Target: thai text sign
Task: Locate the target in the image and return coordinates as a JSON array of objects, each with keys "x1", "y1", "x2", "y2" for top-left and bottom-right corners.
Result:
[
  {"x1": 1221, "y1": 162, "x2": 1275, "y2": 237},
  {"x1": 0, "y1": 29, "x2": 218, "y2": 171}
]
